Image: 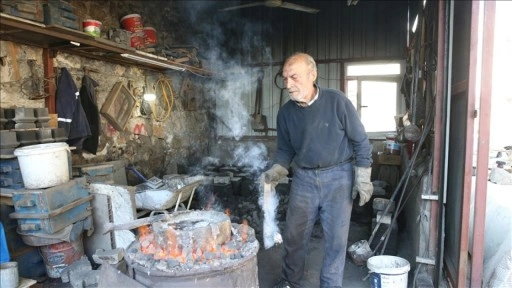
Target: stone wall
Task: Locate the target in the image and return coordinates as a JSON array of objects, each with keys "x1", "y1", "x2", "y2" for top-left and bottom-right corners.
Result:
[{"x1": 0, "y1": 42, "x2": 45, "y2": 108}]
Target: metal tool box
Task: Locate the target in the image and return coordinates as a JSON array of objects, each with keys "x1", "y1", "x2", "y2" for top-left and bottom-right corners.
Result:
[
  {"x1": 9, "y1": 177, "x2": 93, "y2": 234},
  {"x1": 72, "y1": 164, "x2": 114, "y2": 184},
  {"x1": 43, "y1": 2, "x2": 78, "y2": 30},
  {"x1": 0, "y1": 158, "x2": 24, "y2": 190}
]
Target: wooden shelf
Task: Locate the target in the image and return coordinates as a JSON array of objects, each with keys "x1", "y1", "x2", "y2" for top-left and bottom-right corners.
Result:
[{"x1": 0, "y1": 13, "x2": 212, "y2": 76}]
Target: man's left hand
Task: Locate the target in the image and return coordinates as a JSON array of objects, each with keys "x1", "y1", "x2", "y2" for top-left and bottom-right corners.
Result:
[{"x1": 352, "y1": 167, "x2": 373, "y2": 206}]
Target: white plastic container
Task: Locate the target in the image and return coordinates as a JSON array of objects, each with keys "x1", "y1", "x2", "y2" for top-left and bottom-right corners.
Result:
[
  {"x1": 367, "y1": 255, "x2": 410, "y2": 288},
  {"x1": 14, "y1": 143, "x2": 70, "y2": 189},
  {"x1": 0, "y1": 262, "x2": 19, "y2": 288}
]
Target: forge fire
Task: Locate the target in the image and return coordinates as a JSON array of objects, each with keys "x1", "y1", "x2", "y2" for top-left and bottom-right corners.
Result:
[{"x1": 124, "y1": 210, "x2": 260, "y2": 276}]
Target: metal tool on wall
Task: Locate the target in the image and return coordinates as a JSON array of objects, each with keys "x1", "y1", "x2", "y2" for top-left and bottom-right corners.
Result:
[
  {"x1": 250, "y1": 69, "x2": 268, "y2": 133},
  {"x1": 403, "y1": 8, "x2": 425, "y2": 143},
  {"x1": 23, "y1": 59, "x2": 44, "y2": 99}
]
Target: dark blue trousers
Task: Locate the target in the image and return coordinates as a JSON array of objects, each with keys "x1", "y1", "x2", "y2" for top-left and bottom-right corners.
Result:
[{"x1": 282, "y1": 162, "x2": 353, "y2": 288}]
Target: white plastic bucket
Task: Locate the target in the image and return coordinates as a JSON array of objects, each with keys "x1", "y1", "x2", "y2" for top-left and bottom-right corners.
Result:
[
  {"x1": 14, "y1": 143, "x2": 70, "y2": 189},
  {"x1": 367, "y1": 255, "x2": 410, "y2": 288},
  {"x1": 0, "y1": 262, "x2": 19, "y2": 288}
]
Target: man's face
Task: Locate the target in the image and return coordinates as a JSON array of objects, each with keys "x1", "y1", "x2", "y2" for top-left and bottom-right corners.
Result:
[{"x1": 282, "y1": 56, "x2": 317, "y2": 103}]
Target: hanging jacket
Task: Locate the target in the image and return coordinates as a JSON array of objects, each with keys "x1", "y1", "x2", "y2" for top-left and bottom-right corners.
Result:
[
  {"x1": 56, "y1": 67, "x2": 91, "y2": 150},
  {"x1": 80, "y1": 75, "x2": 100, "y2": 154}
]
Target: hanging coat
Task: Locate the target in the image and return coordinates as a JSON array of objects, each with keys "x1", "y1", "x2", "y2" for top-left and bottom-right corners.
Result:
[
  {"x1": 80, "y1": 75, "x2": 100, "y2": 154},
  {"x1": 56, "y1": 67, "x2": 91, "y2": 150}
]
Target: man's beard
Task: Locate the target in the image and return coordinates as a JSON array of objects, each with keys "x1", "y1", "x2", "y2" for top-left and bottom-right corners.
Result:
[{"x1": 289, "y1": 91, "x2": 306, "y2": 102}]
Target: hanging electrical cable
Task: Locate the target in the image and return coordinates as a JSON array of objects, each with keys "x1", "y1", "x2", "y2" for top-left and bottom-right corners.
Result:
[{"x1": 150, "y1": 75, "x2": 174, "y2": 122}]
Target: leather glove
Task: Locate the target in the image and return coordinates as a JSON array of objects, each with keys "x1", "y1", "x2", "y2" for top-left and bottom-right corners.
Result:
[
  {"x1": 262, "y1": 164, "x2": 289, "y2": 186},
  {"x1": 352, "y1": 166, "x2": 373, "y2": 206}
]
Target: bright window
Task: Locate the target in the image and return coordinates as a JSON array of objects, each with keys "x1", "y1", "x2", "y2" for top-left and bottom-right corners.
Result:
[
  {"x1": 360, "y1": 81, "x2": 398, "y2": 132},
  {"x1": 346, "y1": 63, "x2": 401, "y2": 76},
  {"x1": 345, "y1": 62, "x2": 404, "y2": 135}
]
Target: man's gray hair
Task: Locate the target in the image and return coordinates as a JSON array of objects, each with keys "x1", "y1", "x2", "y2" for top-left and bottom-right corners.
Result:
[{"x1": 287, "y1": 52, "x2": 317, "y2": 72}]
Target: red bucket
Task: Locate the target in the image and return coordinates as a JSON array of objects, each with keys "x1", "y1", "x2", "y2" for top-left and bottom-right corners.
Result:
[
  {"x1": 130, "y1": 31, "x2": 145, "y2": 49},
  {"x1": 120, "y1": 14, "x2": 143, "y2": 32},
  {"x1": 143, "y1": 27, "x2": 157, "y2": 47},
  {"x1": 82, "y1": 19, "x2": 101, "y2": 37},
  {"x1": 39, "y1": 236, "x2": 84, "y2": 278}
]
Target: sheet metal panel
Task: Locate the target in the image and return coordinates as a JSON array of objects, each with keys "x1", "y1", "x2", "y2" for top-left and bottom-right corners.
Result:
[
  {"x1": 225, "y1": 1, "x2": 408, "y2": 138},
  {"x1": 471, "y1": 1, "x2": 495, "y2": 286},
  {"x1": 443, "y1": 1, "x2": 475, "y2": 287}
]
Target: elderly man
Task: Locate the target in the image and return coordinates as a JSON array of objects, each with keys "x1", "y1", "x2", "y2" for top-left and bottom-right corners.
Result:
[{"x1": 263, "y1": 52, "x2": 373, "y2": 288}]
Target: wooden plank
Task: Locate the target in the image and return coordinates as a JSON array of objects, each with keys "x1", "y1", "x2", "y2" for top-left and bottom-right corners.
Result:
[
  {"x1": 43, "y1": 47, "x2": 55, "y2": 113},
  {"x1": 0, "y1": 13, "x2": 214, "y2": 76}
]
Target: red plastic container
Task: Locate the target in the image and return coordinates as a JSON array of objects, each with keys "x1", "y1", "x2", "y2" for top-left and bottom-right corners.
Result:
[
  {"x1": 39, "y1": 236, "x2": 84, "y2": 278},
  {"x1": 130, "y1": 31, "x2": 145, "y2": 49},
  {"x1": 120, "y1": 14, "x2": 143, "y2": 32},
  {"x1": 143, "y1": 27, "x2": 157, "y2": 47},
  {"x1": 82, "y1": 19, "x2": 101, "y2": 37}
]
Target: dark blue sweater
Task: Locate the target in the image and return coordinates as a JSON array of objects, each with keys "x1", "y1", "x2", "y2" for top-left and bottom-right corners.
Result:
[{"x1": 274, "y1": 87, "x2": 372, "y2": 169}]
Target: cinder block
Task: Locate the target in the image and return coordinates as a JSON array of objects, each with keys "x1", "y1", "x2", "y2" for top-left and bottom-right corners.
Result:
[
  {"x1": 213, "y1": 182, "x2": 233, "y2": 196},
  {"x1": 214, "y1": 176, "x2": 231, "y2": 184},
  {"x1": 61, "y1": 256, "x2": 91, "y2": 283},
  {"x1": 112, "y1": 259, "x2": 127, "y2": 274},
  {"x1": 372, "y1": 198, "x2": 395, "y2": 213},
  {"x1": 92, "y1": 248, "x2": 125, "y2": 265},
  {"x1": 70, "y1": 270, "x2": 88, "y2": 288},
  {"x1": 376, "y1": 211, "x2": 393, "y2": 225},
  {"x1": 100, "y1": 259, "x2": 127, "y2": 274},
  {"x1": 83, "y1": 270, "x2": 100, "y2": 287}
]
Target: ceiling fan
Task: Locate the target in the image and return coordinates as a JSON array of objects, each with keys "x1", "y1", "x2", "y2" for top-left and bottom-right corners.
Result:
[{"x1": 219, "y1": 0, "x2": 320, "y2": 14}]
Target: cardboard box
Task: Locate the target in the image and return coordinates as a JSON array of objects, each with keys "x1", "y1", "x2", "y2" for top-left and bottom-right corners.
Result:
[{"x1": 378, "y1": 153, "x2": 401, "y2": 166}]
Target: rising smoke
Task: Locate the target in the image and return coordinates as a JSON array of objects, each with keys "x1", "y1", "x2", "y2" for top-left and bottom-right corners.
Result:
[
  {"x1": 232, "y1": 142, "x2": 268, "y2": 173},
  {"x1": 178, "y1": 0, "x2": 273, "y2": 140},
  {"x1": 177, "y1": 1, "x2": 275, "y2": 162},
  {"x1": 177, "y1": 3, "x2": 282, "y2": 236}
]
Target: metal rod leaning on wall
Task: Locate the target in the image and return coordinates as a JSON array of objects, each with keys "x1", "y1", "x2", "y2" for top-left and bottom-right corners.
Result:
[
  {"x1": 379, "y1": 106, "x2": 434, "y2": 256},
  {"x1": 369, "y1": 103, "x2": 434, "y2": 255}
]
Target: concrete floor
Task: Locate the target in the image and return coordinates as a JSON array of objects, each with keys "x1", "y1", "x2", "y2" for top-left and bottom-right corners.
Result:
[
  {"x1": 257, "y1": 214, "x2": 380, "y2": 288},
  {"x1": 255, "y1": 183, "x2": 422, "y2": 288},
  {"x1": 257, "y1": 233, "x2": 371, "y2": 288}
]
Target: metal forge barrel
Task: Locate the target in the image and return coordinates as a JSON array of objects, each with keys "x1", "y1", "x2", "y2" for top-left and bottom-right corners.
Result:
[{"x1": 124, "y1": 210, "x2": 260, "y2": 287}]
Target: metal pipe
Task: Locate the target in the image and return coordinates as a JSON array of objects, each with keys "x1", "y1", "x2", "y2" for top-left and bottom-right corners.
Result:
[
  {"x1": 436, "y1": 0, "x2": 454, "y2": 286},
  {"x1": 379, "y1": 105, "x2": 434, "y2": 255},
  {"x1": 431, "y1": 2, "x2": 445, "y2": 280}
]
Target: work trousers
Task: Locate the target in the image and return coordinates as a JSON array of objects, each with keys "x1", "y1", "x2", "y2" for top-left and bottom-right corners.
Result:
[{"x1": 282, "y1": 162, "x2": 353, "y2": 288}]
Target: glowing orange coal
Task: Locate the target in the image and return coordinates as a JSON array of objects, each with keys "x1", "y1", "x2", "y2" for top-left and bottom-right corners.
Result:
[
  {"x1": 153, "y1": 228, "x2": 183, "y2": 261},
  {"x1": 138, "y1": 225, "x2": 156, "y2": 255},
  {"x1": 241, "y1": 219, "x2": 249, "y2": 242},
  {"x1": 136, "y1": 217, "x2": 249, "y2": 263}
]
